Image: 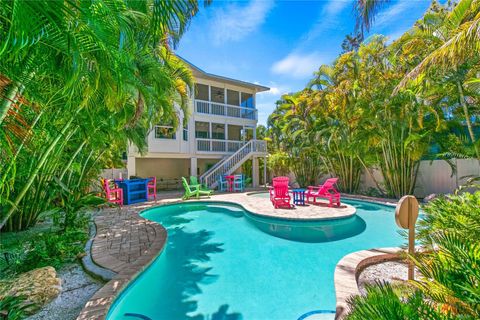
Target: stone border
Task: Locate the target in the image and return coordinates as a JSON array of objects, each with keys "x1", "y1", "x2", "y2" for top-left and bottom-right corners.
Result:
[
  {"x1": 76, "y1": 210, "x2": 167, "y2": 320},
  {"x1": 81, "y1": 220, "x2": 116, "y2": 282},
  {"x1": 334, "y1": 247, "x2": 403, "y2": 319},
  {"x1": 341, "y1": 194, "x2": 398, "y2": 207}
]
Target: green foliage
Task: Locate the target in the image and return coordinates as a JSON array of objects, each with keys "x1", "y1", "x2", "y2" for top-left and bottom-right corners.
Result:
[
  {"x1": 0, "y1": 295, "x2": 33, "y2": 320},
  {"x1": 413, "y1": 192, "x2": 480, "y2": 317},
  {"x1": 346, "y1": 282, "x2": 449, "y2": 320},
  {"x1": 0, "y1": 226, "x2": 88, "y2": 278},
  {"x1": 268, "y1": 1, "x2": 479, "y2": 197},
  {"x1": 348, "y1": 191, "x2": 480, "y2": 319},
  {"x1": 417, "y1": 192, "x2": 480, "y2": 246},
  {"x1": 0, "y1": 1, "x2": 207, "y2": 231},
  {"x1": 414, "y1": 233, "x2": 480, "y2": 318},
  {"x1": 267, "y1": 151, "x2": 291, "y2": 177}
]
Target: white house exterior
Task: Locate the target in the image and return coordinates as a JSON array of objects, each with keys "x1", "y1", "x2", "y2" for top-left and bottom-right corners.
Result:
[{"x1": 126, "y1": 58, "x2": 269, "y2": 188}]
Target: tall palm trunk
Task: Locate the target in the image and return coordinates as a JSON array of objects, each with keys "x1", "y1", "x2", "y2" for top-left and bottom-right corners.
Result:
[
  {"x1": 456, "y1": 80, "x2": 480, "y2": 160},
  {"x1": 0, "y1": 82, "x2": 21, "y2": 124},
  {"x1": 0, "y1": 113, "x2": 77, "y2": 229}
]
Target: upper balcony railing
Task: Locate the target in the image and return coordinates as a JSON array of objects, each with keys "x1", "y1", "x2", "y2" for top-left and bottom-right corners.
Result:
[
  {"x1": 196, "y1": 138, "x2": 244, "y2": 153},
  {"x1": 195, "y1": 100, "x2": 257, "y2": 120}
]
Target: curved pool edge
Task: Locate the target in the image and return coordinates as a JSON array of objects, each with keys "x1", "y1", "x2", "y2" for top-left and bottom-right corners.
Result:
[
  {"x1": 77, "y1": 206, "x2": 168, "y2": 320},
  {"x1": 215, "y1": 193, "x2": 357, "y2": 221},
  {"x1": 334, "y1": 247, "x2": 403, "y2": 320},
  {"x1": 77, "y1": 195, "x2": 396, "y2": 320}
]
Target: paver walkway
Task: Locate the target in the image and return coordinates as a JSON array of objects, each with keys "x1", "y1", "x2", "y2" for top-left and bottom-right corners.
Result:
[
  {"x1": 77, "y1": 202, "x2": 169, "y2": 319},
  {"x1": 92, "y1": 207, "x2": 161, "y2": 273}
]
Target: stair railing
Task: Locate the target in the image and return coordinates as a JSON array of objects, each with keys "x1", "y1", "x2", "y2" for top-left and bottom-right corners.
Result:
[{"x1": 200, "y1": 140, "x2": 267, "y2": 188}]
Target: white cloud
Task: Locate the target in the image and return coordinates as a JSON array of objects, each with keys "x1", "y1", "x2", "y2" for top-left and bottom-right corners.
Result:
[
  {"x1": 324, "y1": 0, "x2": 352, "y2": 15},
  {"x1": 300, "y1": 0, "x2": 351, "y2": 45},
  {"x1": 211, "y1": 0, "x2": 274, "y2": 45},
  {"x1": 258, "y1": 84, "x2": 290, "y2": 96},
  {"x1": 271, "y1": 53, "x2": 323, "y2": 78},
  {"x1": 374, "y1": 1, "x2": 420, "y2": 28}
]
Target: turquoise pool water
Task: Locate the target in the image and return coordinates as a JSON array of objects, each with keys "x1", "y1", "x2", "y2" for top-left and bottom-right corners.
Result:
[{"x1": 107, "y1": 199, "x2": 404, "y2": 320}]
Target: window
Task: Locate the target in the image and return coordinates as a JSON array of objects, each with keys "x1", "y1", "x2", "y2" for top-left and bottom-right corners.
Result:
[
  {"x1": 155, "y1": 126, "x2": 176, "y2": 139},
  {"x1": 227, "y1": 89, "x2": 240, "y2": 106},
  {"x1": 195, "y1": 84, "x2": 209, "y2": 100},
  {"x1": 183, "y1": 124, "x2": 188, "y2": 141},
  {"x1": 241, "y1": 92, "x2": 254, "y2": 108},
  {"x1": 195, "y1": 121, "x2": 210, "y2": 139},
  {"x1": 211, "y1": 86, "x2": 225, "y2": 103},
  {"x1": 211, "y1": 123, "x2": 225, "y2": 140}
]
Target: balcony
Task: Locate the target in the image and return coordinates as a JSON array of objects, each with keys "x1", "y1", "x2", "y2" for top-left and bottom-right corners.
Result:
[
  {"x1": 195, "y1": 100, "x2": 257, "y2": 120},
  {"x1": 196, "y1": 139, "x2": 245, "y2": 153}
]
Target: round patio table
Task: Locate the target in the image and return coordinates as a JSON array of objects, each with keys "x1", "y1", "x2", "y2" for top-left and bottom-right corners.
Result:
[{"x1": 292, "y1": 188, "x2": 306, "y2": 206}]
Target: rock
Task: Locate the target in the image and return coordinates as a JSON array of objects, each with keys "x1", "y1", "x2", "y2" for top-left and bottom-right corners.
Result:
[
  {"x1": 26, "y1": 264, "x2": 103, "y2": 320},
  {"x1": 0, "y1": 266, "x2": 62, "y2": 314}
]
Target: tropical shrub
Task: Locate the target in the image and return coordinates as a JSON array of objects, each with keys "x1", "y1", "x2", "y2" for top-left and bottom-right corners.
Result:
[
  {"x1": 1, "y1": 226, "x2": 88, "y2": 277},
  {"x1": 0, "y1": 1, "x2": 207, "y2": 231},
  {"x1": 346, "y1": 282, "x2": 449, "y2": 320},
  {"x1": 0, "y1": 295, "x2": 33, "y2": 320},
  {"x1": 417, "y1": 191, "x2": 480, "y2": 245},
  {"x1": 347, "y1": 192, "x2": 480, "y2": 319}
]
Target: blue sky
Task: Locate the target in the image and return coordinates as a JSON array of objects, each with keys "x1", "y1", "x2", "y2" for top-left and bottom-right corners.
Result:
[{"x1": 176, "y1": 0, "x2": 434, "y2": 125}]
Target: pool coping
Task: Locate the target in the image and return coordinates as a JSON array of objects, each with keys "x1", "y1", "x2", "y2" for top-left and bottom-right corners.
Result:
[
  {"x1": 76, "y1": 206, "x2": 168, "y2": 320},
  {"x1": 77, "y1": 194, "x2": 401, "y2": 319},
  {"x1": 334, "y1": 247, "x2": 403, "y2": 319}
]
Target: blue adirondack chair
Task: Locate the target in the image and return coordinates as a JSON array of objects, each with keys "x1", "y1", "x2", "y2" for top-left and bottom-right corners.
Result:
[
  {"x1": 217, "y1": 174, "x2": 228, "y2": 191},
  {"x1": 233, "y1": 174, "x2": 245, "y2": 192}
]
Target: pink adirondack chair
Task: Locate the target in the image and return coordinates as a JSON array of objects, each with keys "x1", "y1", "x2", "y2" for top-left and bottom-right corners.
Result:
[
  {"x1": 306, "y1": 178, "x2": 341, "y2": 207},
  {"x1": 147, "y1": 176, "x2": 157, "y2": 200},
  {"x1": 269, "y1": 176, "x2": 293, "y2": 208},
  {"x1": 102, "y1": 179, "x2": 123, "y2": 206}
]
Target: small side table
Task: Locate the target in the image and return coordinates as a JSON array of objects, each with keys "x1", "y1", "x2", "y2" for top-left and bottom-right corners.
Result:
[{"x1": 292, "y1": 189, "x2": 306, "y2": 206}]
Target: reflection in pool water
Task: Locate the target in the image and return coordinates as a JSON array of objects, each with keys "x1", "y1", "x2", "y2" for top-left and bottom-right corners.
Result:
[
  {"x1": 106, "y1": 200, "x2": 403, "y2": 320},
  {"x1": 246, "y1": 214, "x2": 366, "y2": 242}
]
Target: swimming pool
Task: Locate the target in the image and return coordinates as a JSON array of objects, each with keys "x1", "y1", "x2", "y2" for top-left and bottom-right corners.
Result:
[{"x1": 107, "y1": 199, "x2": 404, "y2": 320}]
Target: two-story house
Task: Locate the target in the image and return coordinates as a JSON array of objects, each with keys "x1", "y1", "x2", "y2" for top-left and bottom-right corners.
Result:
[{"x1": 126, "y1": 58, "x2": 269, "y2": 189}]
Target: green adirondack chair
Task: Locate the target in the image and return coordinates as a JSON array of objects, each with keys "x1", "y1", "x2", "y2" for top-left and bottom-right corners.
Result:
[
  {"x1": 189, "y1": 176, "x2": 212, "y2": 192},
  {"x1": 182, "y1": 177, "x2": 213, "y2": 200}
]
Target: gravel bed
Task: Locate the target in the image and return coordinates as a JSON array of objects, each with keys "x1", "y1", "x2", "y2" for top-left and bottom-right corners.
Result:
[
  {"x1": 27, "y1": 263, "x2": 102, "y2": 320},
  {"x1": 357, "y1": 261, "x2": 419, "y2": 295}
]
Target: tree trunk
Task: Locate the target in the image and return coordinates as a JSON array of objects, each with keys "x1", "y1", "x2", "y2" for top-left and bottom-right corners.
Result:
[
  {"x1": 0, "y1": 114, "x2": 77, "y2": 230},
  {"x1": 457, "y1": 80, "x2": 480, "y2": 160},
  {"x1": 0, "y1": 82, "x2": 21, "y2": 124}
]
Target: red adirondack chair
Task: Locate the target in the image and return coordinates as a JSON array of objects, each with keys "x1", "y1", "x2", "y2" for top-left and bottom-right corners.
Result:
[
  {"x1": 269, "y1": 176, "x2": 293, "y2": 208},
  {"x1": 147, "y1": 176, "x2": 157, "y2": 200},
  {"x1": 102, "y1": 179, "x2": 123, "y2": 206},
  {"x1": 306, "y1": 178, "x2": 341, "y2": 207}
]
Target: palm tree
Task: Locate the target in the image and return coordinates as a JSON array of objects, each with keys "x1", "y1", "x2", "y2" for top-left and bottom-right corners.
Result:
[
  {"x1": 354, "y1": 0, "x2": 390, "y2": 34},
  {"x1": 0, "y1": 0, "x2": 208, "y2": 230}
]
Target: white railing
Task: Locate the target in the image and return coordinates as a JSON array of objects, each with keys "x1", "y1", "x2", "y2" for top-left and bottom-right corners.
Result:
[
  {"x1": 196, "y1": 139, "x2": 244, "y2": 153},
  {"x1": 195, "y1": 100, "x2": 257, "y2": 120},
  {"x1": 200, "y1": 140, "x2": 267, "y2": 188}
]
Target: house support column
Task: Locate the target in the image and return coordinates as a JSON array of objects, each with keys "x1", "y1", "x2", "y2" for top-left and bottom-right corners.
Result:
[
  {"x1": 263, "y1": 156, "x2": 267, "y2": 187},
  {"x1": 127, "y1": 156, "x2": 136, "y2": 178},
  {"x1": 252, "y1": 157, "x2": 259, "y2": 188},
  {"x1": 190, "y1": 157, "x2": 198, "y2": 177}
]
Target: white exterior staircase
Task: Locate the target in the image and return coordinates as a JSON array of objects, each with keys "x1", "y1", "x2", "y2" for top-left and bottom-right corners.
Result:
[{"x1": 200, "y1": 140, "x2": 267, "y2": 189}]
